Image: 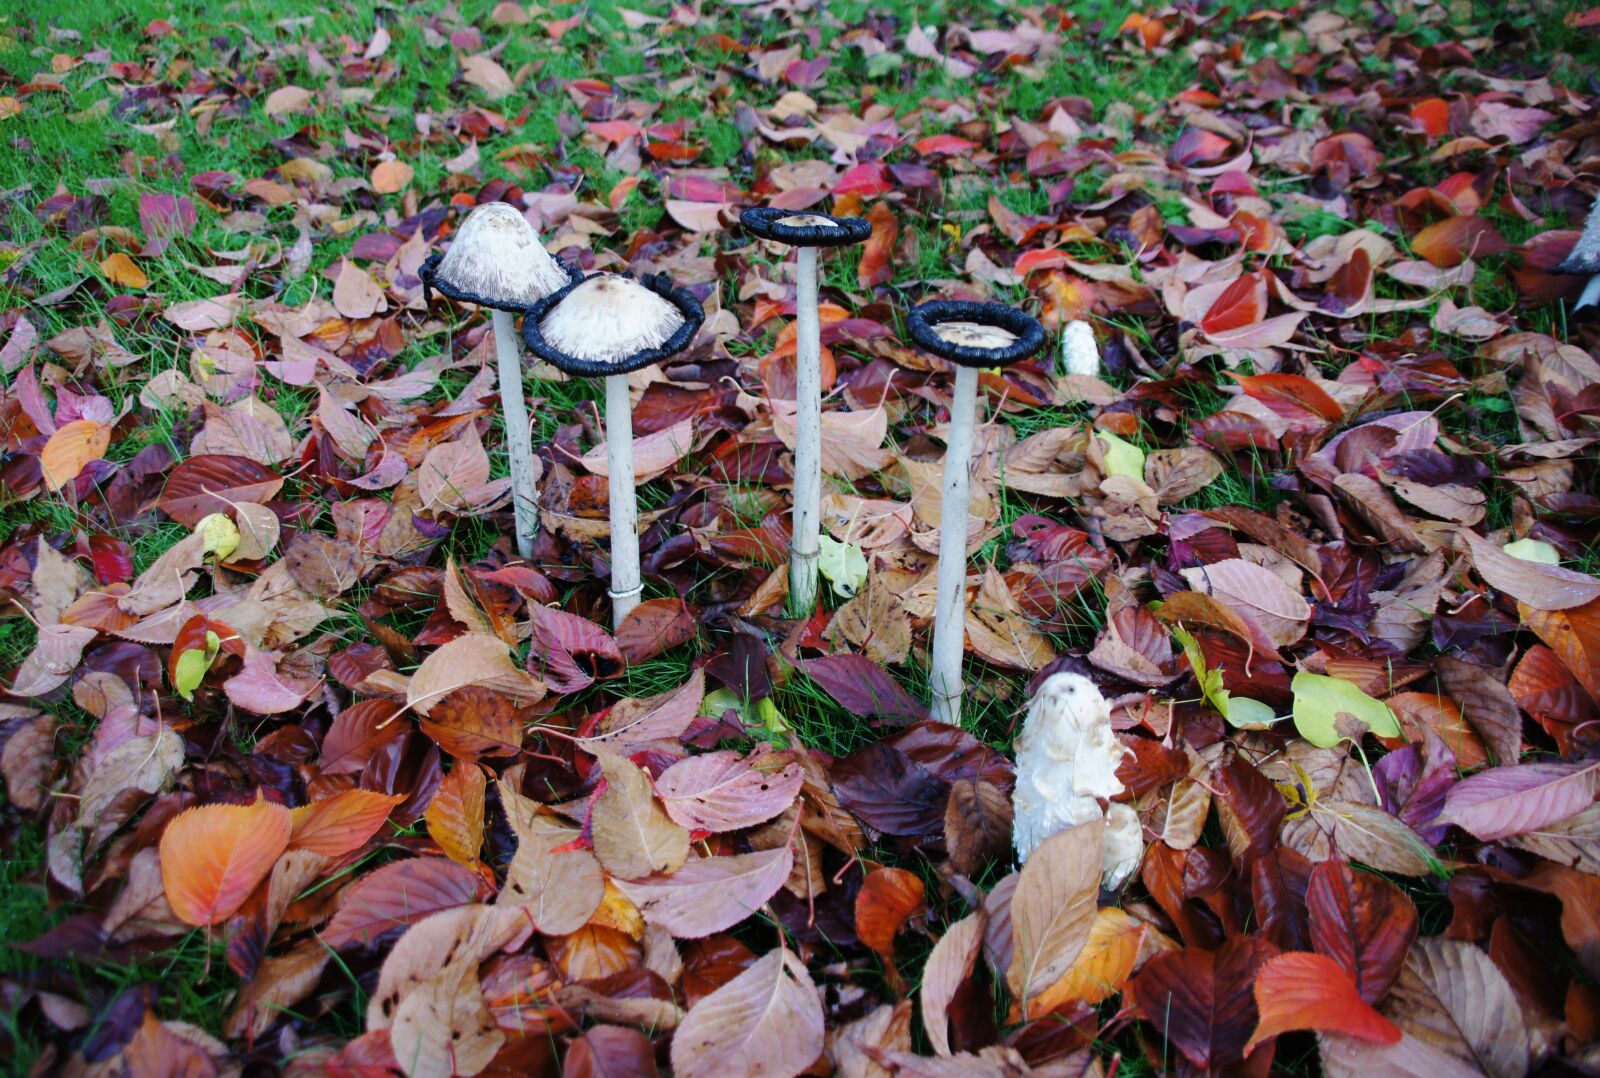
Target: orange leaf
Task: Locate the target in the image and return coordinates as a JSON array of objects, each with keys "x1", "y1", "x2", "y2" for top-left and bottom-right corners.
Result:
[
  {"x1": 854, "y1": 866, "x2": 924, "y2": 958},
  {"x1": 1021, "y1": 907, "x2": 1151, "y2": 1017},
  {"x1": 288, "y1": 789, "x2": 403, "y2": 857},
  {"x1": 1410, "y1": 98, "x2": 1450, "y2": 141},
  {"x1": 370, "y1": 160, "x2": 414, "y2": 194},
  {"x1": 609, "y1": 175, "x2": 641, "y2": 211},
  {"x1": 857, "y1": 201, "x2": 898, "y2": 290},
  {"x1": 1245, "y1": 952, "x2": 1401, "y2": 1054},
  {"x1": 1200, "y1": 272, "x2": 1266, "y2": 336},
  {"x1": 41, "y1": 419, "x2": 112, "y2": 491},
  {"x1": 99, "y1": 251, "x2": 148, "y2": 289},
  {"x1": 1412, "y1": 215, "x2": 1509, "y2": 268},
  {"x1": 159, "y1": 798, "x2": 292, "y2": 926},
  {"x1": 425, "y1": 762, "x2": 486, "y2": 865},
  {"x1": 1230, "y1": 373, "x2": 1344, "y2": 422}
]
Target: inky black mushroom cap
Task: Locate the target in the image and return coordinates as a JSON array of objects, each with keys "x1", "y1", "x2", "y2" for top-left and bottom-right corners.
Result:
[
  {"x1": 739, "y1": 207, "x2": 872, "y2": 248},
  {"x1": 905, "y1": 299, "x2": 1047, "y2": 369},
  {"x1": 520, "y1": 272, "x2": 705, "y2": 378},
  {"x1": 418, "y1": 250, "x2": 583, "y2": 311}
]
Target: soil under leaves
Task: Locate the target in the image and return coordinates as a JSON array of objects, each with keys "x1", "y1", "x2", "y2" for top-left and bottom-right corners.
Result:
[{"x1": 4, "y1": 0, "x2": 1600, "y2": 1075}]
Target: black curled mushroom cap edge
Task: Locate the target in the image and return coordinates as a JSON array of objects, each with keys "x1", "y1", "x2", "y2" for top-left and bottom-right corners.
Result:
[
  {"x1": 739, "y1": 207, "x2": 873, "y2": 248},
  {"x1": 417, "y1": 250, "x2": 584, "y2": 311},
  {"x1": 519, "y1": 272, "x2": 707, "y2": 378},
  {"x1": 905, "y1": 299, "x2": 1048, "y2": 369}
]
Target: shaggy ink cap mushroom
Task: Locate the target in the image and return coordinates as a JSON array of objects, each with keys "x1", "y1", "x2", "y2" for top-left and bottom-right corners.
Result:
[
  {"x1": 906, "y1": 299, "x2": 1047, "y2": 369},
  {"x1": 521, "y1": 272, "x2": 705, "y2": 377},
  {"x1": 418, "y1": 201, "x2": 578, "y2": 310},
  {"x1": 739, "y1": 207, "x2": 873, "y2": 248}
]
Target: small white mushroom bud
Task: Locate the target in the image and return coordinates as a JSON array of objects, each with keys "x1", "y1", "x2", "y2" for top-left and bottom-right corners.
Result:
[{"x1": 1060, "y1": 320, "x2": 1100, "y2": 378}]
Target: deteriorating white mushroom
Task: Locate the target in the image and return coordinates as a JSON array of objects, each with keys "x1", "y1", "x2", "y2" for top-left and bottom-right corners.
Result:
[
  {"x1": 1012, "y1": 672, "x2": 1139, "y2": 887},
  {"x1": 1101, "y1": 802, "x2": 1144, "y2": 889}
]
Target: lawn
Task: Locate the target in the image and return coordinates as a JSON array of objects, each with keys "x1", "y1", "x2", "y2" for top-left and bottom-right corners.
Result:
[{"x1": 4, "y1": 0, "x2": 1600, "y2": 1073}]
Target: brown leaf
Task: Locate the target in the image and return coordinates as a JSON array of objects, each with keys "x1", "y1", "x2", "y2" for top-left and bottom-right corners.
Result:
[
  {"x1": 615, "y1": 598, "x2": 697, "y2": 664},
  {"x1": 371, "y1": 159, "x2": 414, "y2": 194},
  {"x1": 590, "y1": 747, "x2": 690, "y2": 879},
  {"x1": 919, "y1": 910, "x2": 985, "y2": 1057},
  {"x1": 1007, "y1": 817, "x2": 1103, "y2": 1003},
  {"x1": 858, "y1": 201, "x2": 898, "y2": 289},
  {"x1": 670, "y1": 948, "x2": 824, "y2": 1078},
  {"x1": 425, "y1": 762, "x2": 485, "y2": 865},
  {"x1": 41, "y1": 419, "x2": 112, "y2": 491},
  {"x1": 405, "y1": 633, "x2": 545, "y2": 717},
  {"x1": 420, "y1": 686, "x2": 522, "y2": 761},
  {"x1": 1461, "y1": 530, "x2": 1600, "y2": 611},
  {"x1": 1386, "y1": 937, "x2": 1529, "y2": 1075},
  {"x1": 943, "y1": 778, "x2": 1013, "y2": 876},
  {"x1": 1434, "y1": 655, "x2": 1522, "y2": 766},
  {"x1": 496, "y1": 779, "x2": 605, "y2": 934},
  {"x1": 855, "y1": 867, "x2": 925, "y2": 959},
  {"x1": 284, "y1": 531, "x2": 364, "y2": 599}
]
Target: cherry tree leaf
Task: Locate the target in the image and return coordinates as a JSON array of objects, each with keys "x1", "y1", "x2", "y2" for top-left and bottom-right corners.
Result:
[
  {"x1": 656, "y1": 751, "x2": 803, "y2": 832},
  {"x1": 590, "y1": 746, "x2": 690, "y2": 879},
  {"x1": 670, "y1": 948, "x2": 824, "y2": 1078},
  {"x1": 288, "y1": 790, "x2": 403, "y2": 857},
  {"x1": 615, "y1": 847, "x2": 792, "y2": 938},
  {"x1": 321, "y1": 858, "x2": 484, "y2": 949},
  {"x1": 1245, "y1": 952, "x2": 1400, "y2": 1053},
  {"x1": 1007, "y1": 818, "x2": 1103, "y2": 1002},
  {"x1": 160, "y1": 799, "x2": 293, "y2": 926},
  {"x1": 1433, "y1": 761, "x2": 1600, "y2": 840}
]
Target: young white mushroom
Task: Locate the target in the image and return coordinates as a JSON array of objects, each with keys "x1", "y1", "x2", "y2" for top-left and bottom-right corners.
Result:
[
  {"x1": 905, "y1": 299, "x2": 1046, "y2": 726},
  {"x1": 1011, "y1": 672, "x2": 1142, "y2": 888},
  {"x1": 1060, "y1": 319, "x2": 1101, "y2": 378},
  {"x1": 520, "y1": 272, "x2": 704, "y2": 629},
  {"x1": 419, "y1": 202, "x2": 573, "y2": 561},
  {"x1": 1554, "y1": 194, "x2": 1600, "y2": 311},
  {"x1": 738, "y1": 207, "x2": 871, "y2": 617}
]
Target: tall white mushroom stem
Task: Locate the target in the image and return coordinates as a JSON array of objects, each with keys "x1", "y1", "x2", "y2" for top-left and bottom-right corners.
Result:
[
  {"x1": 604, "y1": 372, "x2": 641, "y2": 629},
  {"x1": 789, "y1": 245, "x2": 823, "y2": 617},
  {"x1": 492, "y1": 308, "x2": 539, "y2": 561},
  {"x1": 930, "y1": 363, "x2": 979, "y2": 726}
]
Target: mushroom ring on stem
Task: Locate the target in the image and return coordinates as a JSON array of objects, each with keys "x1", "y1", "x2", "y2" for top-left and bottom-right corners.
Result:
[
  {"x1": 520, "y1": 271, "x2": 705, "y2": 629},
  {"x1": 418, "y1": 201, "x2": 579, "y2": 561},
  {"x1": 905, "y1": 299, "x2": 1046, "y2": 726},
  {"x1": 739, "y1": 207, "x2": 872, "y2": 619}
]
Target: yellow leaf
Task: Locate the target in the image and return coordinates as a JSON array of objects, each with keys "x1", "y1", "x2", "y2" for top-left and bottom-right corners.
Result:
[
  {"x1": 425, "y1": 762, "x2": 486, "y2": 865},
  {"x1": 99, "y1": 252, "x2": 148, "y2": 289},
  {"x1": 370, "y1": 159, "x2": 414, "y2": 194},
  {"x1": 1018, "y1": 907, "x2": 1146, "y2": 1018},
  {"x1": 41, "y1": 419, "x2": 112, "y2": 491},
  {"x1": 0, "y1": 96, "x2": 23, "y2": 120}
]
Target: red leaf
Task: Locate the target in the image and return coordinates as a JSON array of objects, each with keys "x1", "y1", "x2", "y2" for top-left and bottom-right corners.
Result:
[
  {"x1": 1169, "y1": 127, "x2": 1233, "y2": 168},
  {"x1": 158, "y1": 455, "x2": 284, "y2": 528},
  {"x1": 1199, "y1": 272, "x2": 1266, "y2": 336},
  {"x1": 1131, "y1": 936, "x2": 1279, "y2": 1071},
  {"x1": 914, "y1": 133, "x2": 977, "y2": 156},
  {"x1": 1410, "y1": 98, "x2": 1450, "y2": 140},
  {"x1": 1245, "y1": 952, "x2": 1401, "y2": 1053},
  {"x1": 834, "y1": 162, "x2": 891, "y2": 197},
  {"x1": 321, "y1": 699, "x2": 404, "y2": 775},
  {"x1": 1305, "y1": 859, "x2": 1418, "y2": 1004},
  {"x1": 319, "y1": 857, "x2": 487, "y2": 949}
]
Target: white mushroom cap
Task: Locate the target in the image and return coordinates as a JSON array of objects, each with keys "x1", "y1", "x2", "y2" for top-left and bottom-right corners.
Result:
[
  {"x1": 1061, "y1": 319, "x2": 1101, "y2": 378},
  {"x1": 1101, "y1": 802, "x2": 1144, "y2": 889},
  {"x1": 433, "y1": 202, "x2": 570, "y2": 307},
  {"x1": 776, "y1": 213, "x2": 844, "y2": 229},
  {"x1": 538, "y1": 273, "x2": 687, "y2": 364},
  {"x1": 1012, "y1": 672, "x2": 1134, "y2": 865},
  {"x1": 934, "y1": 321, "x2": 1020, "y2": 349}
]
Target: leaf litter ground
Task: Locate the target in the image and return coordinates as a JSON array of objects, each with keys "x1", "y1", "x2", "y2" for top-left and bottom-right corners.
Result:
[{"x1": 4, "y1": 0, "x2": 1600, "y2": 1075}]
